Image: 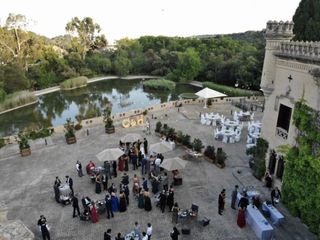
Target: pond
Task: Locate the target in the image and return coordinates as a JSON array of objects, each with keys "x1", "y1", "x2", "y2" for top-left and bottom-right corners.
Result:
[{"x1": 0, "y1": 79, "x2": 201, "y2": 137}]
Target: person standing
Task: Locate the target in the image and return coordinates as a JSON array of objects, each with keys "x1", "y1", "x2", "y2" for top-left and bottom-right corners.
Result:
[
  {"x1": 231, "y1": 185, "x2": 239, "y2": 209},
  {"x1": 237, "y1": 193, "x2": 249, "y2": 228},
  {"x1": 102, "y1": 173, "x2": 108, "y2": 191},
  {"x1": 218, "y1": 189, "x2": 226, "y2": 215},
  {"x1": 162, "y1": 172, "x2": 168, "y2": 191},
  {"x1": 264, "y1": 170, "x2": 273, "y2": 189},
  {"x1": 146, "y1": 223, "x2": 152, "y2": 240},
  {"x1": 72, "y1": 194, "x2": 80, "y2": 218},
  {"x1": 116, "y1": 232, "x2": 125, "y2": 240},
  {"x1": 37, "y1": 215, "x2": 50, "y2": 240},
  {"x1": 271, "y1": 187, "x2": 281, "y2": 206},
  {"x1": 54, "y1": 176, "x2": 61, "y2": 187},
  {"x1": 141, "y1": 155, "x2": 147, "y2": 175},
  {"x1": 171, "y1": 202, "x2": 180, "y2": 224},
  {"x1": 159, "y1": 190, "x2": 167, "y2": 213},
  {"x1": 105, "y1": 194, "x2": 114, "y2": 219},
  {"x1": 143, "y1": 138, "x2": 148, "y2": 154},
  {"x1": 112, "y1": 161, "x2": 117, "y2": 178},
  {"x1": 76, "y1": 161, "x2": 84, "y2": 177},
  {"x1": 90, "y1": 202, "x2": 99, "y2": 223},
  {"x1": 104, "y1": 161, "x2": 112, "y2": 179},
  {"x1": 104, "y1": 228, "x2": 112, "y2": 240},
  {"x1": 123, "y1": 184, "x2": 130, "y2": 205},
  {"x1": 66, "y1": 176, "x2": 74, "y2": 195},
  {"x1": 133, "y1": 222, "x2": 142, "y2": 240},
  {"x1": 167, "y1": 189, "x2": 174, "y2": 212},
  {"x1": 170, "y1": 227, "x2": 180, "y2": 240},
  {"x1": 95, "y1": 174, "x2": 102, "y2": 194},
  {"x1": 53, "y1": 182, "x2": 60, "y2": 203}
]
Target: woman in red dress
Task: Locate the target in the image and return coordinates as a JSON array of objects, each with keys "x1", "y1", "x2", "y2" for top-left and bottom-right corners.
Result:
[
  {"x1": 237, "y1": 208, "x2": 246, "y2": 228},
  {"x1": 118, "y1": 156, "x2": 125, "y2": 172},
  {"x1": 90, "y1": 203, "x2": 99, "y2": 223}
]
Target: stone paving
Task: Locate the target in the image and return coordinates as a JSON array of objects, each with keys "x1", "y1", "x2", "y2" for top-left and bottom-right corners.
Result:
[{"x1": 0, "y1": 103, "x2": 317, "y2": 240}]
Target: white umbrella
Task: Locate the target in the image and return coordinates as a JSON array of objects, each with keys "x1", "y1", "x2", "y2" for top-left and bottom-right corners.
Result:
[
  {"x1": 150, "y1": 142, "x2": 172, "y2": 154},
  {"x1": 195, "y1": 87, "x2": 227, "y2": 108},
  {"x1": 160, "y1": 157, "x2": 187, "y2": 171},
  {"x1": 121, "y1": 133, "x2": 142, "y2": 143},
  {"x1": 96, "y1": 148, "x2": 124, "y2": 162}
]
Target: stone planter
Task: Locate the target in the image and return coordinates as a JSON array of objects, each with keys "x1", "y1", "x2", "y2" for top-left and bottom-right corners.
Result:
[
  {"x1": 66, "y1": 136, "x2": 77, "y2": 144},
  {"x1": 20, "y1": 148, "x2": 31, "y2": 157},
  {"x1": 105, "y1": 126, "x2": 115, "y2": 134}
]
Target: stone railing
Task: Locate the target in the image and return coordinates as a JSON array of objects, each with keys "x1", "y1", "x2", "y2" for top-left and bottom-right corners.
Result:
[
  {"x1": 278, "y1": 41, "x2": 320, "y2": 61},
  {"x1": 276, "y1": 127, "x2": 288, "y2": 140}
]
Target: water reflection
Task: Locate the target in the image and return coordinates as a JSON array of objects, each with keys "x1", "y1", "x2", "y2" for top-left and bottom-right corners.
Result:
[{"x1": 0, "y1": 79, "x2": 200, "y2": 136}]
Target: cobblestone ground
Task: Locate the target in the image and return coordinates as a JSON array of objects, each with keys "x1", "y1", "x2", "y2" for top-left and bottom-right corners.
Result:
[{"x1": 0, "y1": 103, "x2": 317, "y2": 240}]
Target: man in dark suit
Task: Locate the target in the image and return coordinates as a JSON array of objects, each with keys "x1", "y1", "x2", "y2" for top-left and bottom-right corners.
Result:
[
  {"x1": 143, "y1": 138, "x2": 148, "y2": 154},
  {"x1": 238, "y1": 193, "x2": 249, "y2": 210},
  {"x1": 66, "y1": 176, "x2": 73, "y2": 195},
  {"x1": 159, "y1": 190, "x2": 167, "y2": 213},
  {"x1": 72, "y1": 194, "x2": 80, "y2": 218},
  {"x1": 105, "y1": 194, "x2": 113, "y2": 219},
  {"x1": 104, "y1": 228, "x2": 112, "y2": 240}
]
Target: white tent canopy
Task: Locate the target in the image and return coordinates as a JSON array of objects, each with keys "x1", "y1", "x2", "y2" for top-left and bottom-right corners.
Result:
[
  {"x1": 160, "y1": 157, "x2": 187, "y2": 171},
  {"x1": 195, "y1": 87, "x2": 227, "y2": 108}
]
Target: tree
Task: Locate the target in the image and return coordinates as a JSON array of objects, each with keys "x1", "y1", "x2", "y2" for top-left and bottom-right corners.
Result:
[
  {"x1": 113, "y1": 50, "x2": 132, "y2": 76},
  {"x1": 246, "y1": 138, "x2": 269, "y2": 179},
  {"x1": 293, "y1": 0, "x2": 320, "y2": 41},
  {"x1": 0, "y1": 13, "x2": 45, "y2": 70},
  {"x1": 0, "y1": 64, "x2": 30, "y2": 93},
  {"x1": 65, "y1": 17, "x2": 107, "y2": 60},
  {"x1": 170, "y1": 48, "x2": 201, "y2": 82}
]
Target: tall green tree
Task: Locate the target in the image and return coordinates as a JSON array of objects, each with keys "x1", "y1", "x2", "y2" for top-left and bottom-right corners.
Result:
[
  {"x1": 170, "y1": 48, "x2": 201, "y2": 82},
  {"x1": 0, "y1": 64, "x2": 30, "y2": 93},
  {"x1": 293, "y1": 0, "x2": 320, "y2": 41},
  {"x1": 113, "y1": 50, "x2": 132, "y2": 76},
  {"x1": 65, "y1": 17, "x2": 107, "y2": 60}
]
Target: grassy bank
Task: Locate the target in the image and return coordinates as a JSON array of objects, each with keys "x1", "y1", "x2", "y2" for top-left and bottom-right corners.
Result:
[
  {"x1": 143, "y1": 79, "x2": 176, "y2": 91},
  {"x1": 203, "y1": 82, "x2": 262, "y2": 97},
  {"x1": 0, "y1": 91, "x2": 37, "y2": 112},
  {"x1": 180, "y1": 93, "x2": 198, "y2": 99},
  {"x1": 60, "y1": 76, "x2": 88, "y2": 90}
]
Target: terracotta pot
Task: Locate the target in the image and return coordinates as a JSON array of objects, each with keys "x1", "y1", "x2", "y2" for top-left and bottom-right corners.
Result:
[
  {"x1": 66, "y1": 136, "x2": 77, "y2": 144},
  {"x1": 20, "y1": 148, "x2": 31, "y2": 157}
]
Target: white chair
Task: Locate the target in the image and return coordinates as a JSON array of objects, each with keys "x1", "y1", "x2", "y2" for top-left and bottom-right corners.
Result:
[
  {"x1": 250, "y1": 112, "x2": 255, "y2": 121},
  {"x1": 247, "y1": 136, "x2": 253, "y2": 144},
  {"x1": 235, "y1": 134, "x2": 241, "y2": 142},
  {"x1": 201, "y1": 117, "x2": 206, "y2": 125},
  {"x1": 206, "y1": 119, "x2": 212, "y2": 125},
  {"x1": 212, "y1": 120, "x2": 216, "y2": 127},
  {"x1": 229, "y1": 136, "x2": 235, "y2": 143},
  {"x1": 222, "y1": 135, "x2": 228, "y2": 143},
  {"x1": 246, "y1": 143, "x2": 256, "y2": 150}
]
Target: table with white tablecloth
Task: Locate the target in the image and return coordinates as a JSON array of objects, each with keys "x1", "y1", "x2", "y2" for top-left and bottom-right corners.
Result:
[
  {"x1": 262, "y1": 202, "x2": 284, "y2": 226},
  {"x1": 246, "y1": 205, "x2": 274, "y2": 240}
]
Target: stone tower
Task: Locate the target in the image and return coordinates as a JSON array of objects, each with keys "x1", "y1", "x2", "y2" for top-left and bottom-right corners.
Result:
[{"x1": 260, "y1": 21, "x2": 294, "y2": 97}]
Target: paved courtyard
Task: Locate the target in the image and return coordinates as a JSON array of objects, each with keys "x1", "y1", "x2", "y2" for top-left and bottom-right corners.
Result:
[{"x1": 0, "y1": 103, "x2": 317, "y2": 240}]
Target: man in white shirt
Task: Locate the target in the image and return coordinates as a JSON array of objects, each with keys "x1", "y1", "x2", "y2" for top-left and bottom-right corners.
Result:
[
  {"x1": 146, "y1": 223, "x2": 152, "y2": 240},
  {"x1": 142, "y1": 232, "x2": 148, "y2": 240}
]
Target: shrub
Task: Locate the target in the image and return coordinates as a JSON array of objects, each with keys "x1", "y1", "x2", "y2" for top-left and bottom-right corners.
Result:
[
  {"x1": 246, "y1": 138, "x2": 269, "y2": 179},
  {"x1": 143, "y1": 79, "x2": 176, "y2": 91},
  {"x1": 204, "y1": 145, "x2": 216, "y2": 162},
  {"x1": 103, "y1": 107, "x2": 114, "y2": 128},
  {"x1": 176, "y1": 131, "x2": 183, "y2": 143},
  {"x1": 16, "y1": 132, "x2": 30, "y2": 150},
  {"x1": 60, "y1": 76, "x2": 88, "y2": 90},
  {"x1": 180, "y1": 93, "x2": 198, "y2": 99},
  {"x1": 26, "y1": 128, "x2": 52, "y2": 140},
  {"x1": 0, "y1": 91, "x2": 37, "y2": 112},
  {"x1": 192, "y1": 138, "x2": 204, "y2": 152},
  {"x1": 64, "y1": 118, "x2": 76, "y2": 138},
  {"x1": 0, "y1": 138, "x2": 6, "y2": 149},
  {"x1": 216, "y1": 147, "x2": 227, "y2": 167},
  {"x1": 181, "y1": 134, "x2": 191, "y2": 148},
  {"x1": 203, "y1": 81, "x2": 262, "y2": 97},
  {"x1": 155, "y1": 121, "x2": 162, "y2": 133}
]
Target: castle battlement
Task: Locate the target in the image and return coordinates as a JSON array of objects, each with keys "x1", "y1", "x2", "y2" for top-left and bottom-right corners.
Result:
[
  {"x1": 266, "y1": 20, "x2": 294, "y2": 39},
  {"x1": 277, "y1": 41, "x2": 320, "y2": 61}
]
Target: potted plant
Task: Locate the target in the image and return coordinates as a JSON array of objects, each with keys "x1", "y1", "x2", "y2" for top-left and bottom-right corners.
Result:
[
  {"x1": 64, "y1": 118, "x2": 77, "y2": 144},
  {"x1": 75, "y1": 114, "x2": 83, "y2": 131},
  {"x1": 204, "y1": 145, "x2": 216, "y2": 163},
  {"x1": 103, "y1": 107, "x2": 115, "y2": 134},
  {"x1": 17, "y1": 132, "x2": 31, "y2": 157},
  {"x1": 155, "y1": 121, "x2": 162, "y2": 136},
  {"x1": 216, "y1": 147, "x2": 227, "y2": 168},
  {"x1": 192, "y1": 138, "x2": 204, "y2": 153}
]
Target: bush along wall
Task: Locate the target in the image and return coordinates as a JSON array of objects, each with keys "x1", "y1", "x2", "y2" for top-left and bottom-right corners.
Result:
[{"x1": 281, "y1": 100, "x2": 320, "y2": 237}]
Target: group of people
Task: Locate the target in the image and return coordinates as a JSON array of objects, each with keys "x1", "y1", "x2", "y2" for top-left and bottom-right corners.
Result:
[{"x1": 103, "y1": 222, "x2": 153, "y2": 240}]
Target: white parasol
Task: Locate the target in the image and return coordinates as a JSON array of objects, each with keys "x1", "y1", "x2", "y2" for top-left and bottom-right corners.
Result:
[
  {"x1": 149, "y1": 142, "x2": 172, "y2": 154},
  {"x1": 120, "y1": 133, "x2": 142, "y2": 143},
  {"x1": 160, "y1": 157, "x2": 187, "y2": 171},
  {"x1": 96, "y1": 148, "x2": 124, "y2": 162}
]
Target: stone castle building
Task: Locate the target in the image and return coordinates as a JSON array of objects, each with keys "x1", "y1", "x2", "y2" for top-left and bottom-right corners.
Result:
[{"x1": 260, "y1": 20, "x2": 320, "y2": 185}]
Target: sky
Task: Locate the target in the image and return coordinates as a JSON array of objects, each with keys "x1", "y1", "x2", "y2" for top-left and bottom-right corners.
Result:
[{"x1": 0, "y1": 0, "x2": 301, "y2": 44}]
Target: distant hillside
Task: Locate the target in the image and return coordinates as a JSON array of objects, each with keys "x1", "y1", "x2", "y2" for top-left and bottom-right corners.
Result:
[
  {"x1": 194, "y1": 30, "x2": 265, "y2": 46},
  {"x1": 51, "y1": 34, "x2": 73, "y2": 50}
]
